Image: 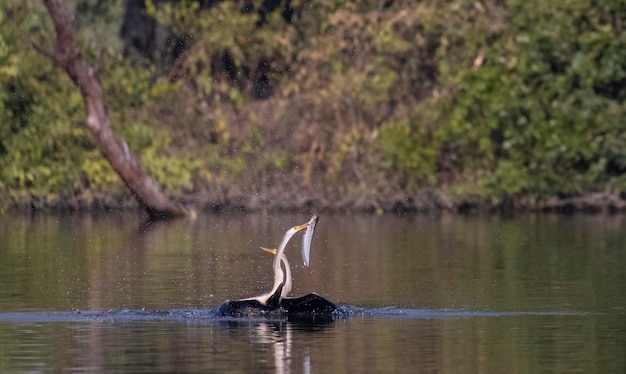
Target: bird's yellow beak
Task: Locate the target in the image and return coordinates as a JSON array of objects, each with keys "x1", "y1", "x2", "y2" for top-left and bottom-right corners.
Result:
[
  {"x1": 260, "y1": 247, "x2": 277, "y2": 255},
  {"x1": 293, "y1": 215, "x2": 318, "y2": 232},
  {"x1": 293, "y1": 223, "x2": 309, "y2": 232}
]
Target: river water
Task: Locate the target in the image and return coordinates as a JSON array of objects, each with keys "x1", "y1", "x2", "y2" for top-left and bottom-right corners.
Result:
[{"x1": 0, "y1": 212, "x2": 624, "y2": 373}]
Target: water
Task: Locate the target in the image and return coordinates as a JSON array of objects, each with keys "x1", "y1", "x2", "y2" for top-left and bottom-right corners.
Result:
[{"x1": 1, "y1": 212, "x2": 625, "y2": 372}]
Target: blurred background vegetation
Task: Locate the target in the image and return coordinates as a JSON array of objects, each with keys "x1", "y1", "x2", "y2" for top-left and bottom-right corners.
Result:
[{"x1": 1, "y1": 0, "x2": 625, "y2": 212}]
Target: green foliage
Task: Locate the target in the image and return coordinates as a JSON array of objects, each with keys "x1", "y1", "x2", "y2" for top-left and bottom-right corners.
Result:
[
  {"x1": 2, "y1": 0, "x2": 626, "y2": 209},
  {"x1": 0, "y1": 1, "x2": 89, "y2": 196},
  {"x1": 148, "y1": 0, "x2": 291, "y2": 106},
  {"x1": 139, "y1": 127, "x2": 201, "y2": 193},
  {"x1": 432, "y1": 0, "x2": 626, "y2": 201},
  {"x1": 376, "y1": 107, "x2": 440, "y2": 191},
  {"x1": 0, "y1": 0, "x2": 197, "y2": 206}
]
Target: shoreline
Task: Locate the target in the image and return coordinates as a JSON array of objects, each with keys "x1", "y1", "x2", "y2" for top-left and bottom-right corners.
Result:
[{"x1": 3, "y1": 190, "x2": 626, "y2": 215}]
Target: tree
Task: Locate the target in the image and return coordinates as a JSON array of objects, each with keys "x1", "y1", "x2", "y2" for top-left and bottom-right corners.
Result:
[{"x1": 37, "y1": 0, "x2": 191, "y2": 219}]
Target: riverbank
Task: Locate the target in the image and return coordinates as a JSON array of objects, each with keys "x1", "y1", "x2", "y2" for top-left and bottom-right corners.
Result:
[{"x1": 4, "y1": 189, "x2": 626, "y2": 215}]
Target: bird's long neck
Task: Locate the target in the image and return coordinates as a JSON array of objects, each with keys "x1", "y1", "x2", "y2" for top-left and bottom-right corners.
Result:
[
  {"x1": 280, "y1": 253, "x2": 292, "y2": 298},
  {"x1": 267, "y1": 263, "x2": 284, "y2": 303},
  {"x1": 274, "y1": 227, "x2": 297, "y2": 277},
  {"x1": 267, "y1": 227, "x2": 298, "y2": 302}
]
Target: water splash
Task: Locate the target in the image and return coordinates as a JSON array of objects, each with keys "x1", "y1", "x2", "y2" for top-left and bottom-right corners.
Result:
[{"x1": 0, "y1": 306, "x2": 586, "y2": 324}]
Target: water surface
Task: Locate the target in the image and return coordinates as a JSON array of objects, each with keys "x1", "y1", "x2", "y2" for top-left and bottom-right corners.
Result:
[{"x1": 0, "y1": 212, "x2": 625, "y2": 372}]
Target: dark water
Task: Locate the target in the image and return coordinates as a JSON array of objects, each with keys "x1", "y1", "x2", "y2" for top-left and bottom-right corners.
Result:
[{"x1": 0, "y1": 212, "x2": 625, "y2": 373}]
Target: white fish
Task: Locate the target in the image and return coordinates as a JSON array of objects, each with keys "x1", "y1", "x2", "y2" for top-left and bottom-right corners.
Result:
[{"x1": 302, "y1": 215, "x2": 318, "y2": 267}]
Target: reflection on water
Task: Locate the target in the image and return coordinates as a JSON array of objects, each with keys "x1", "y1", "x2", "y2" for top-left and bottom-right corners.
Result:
[
  {"x1": 1, "y1": 311, "x2": 622, "y2": 373},
  {"x1": 1, "y1": 212, "x2": 626, "y2": 372}
]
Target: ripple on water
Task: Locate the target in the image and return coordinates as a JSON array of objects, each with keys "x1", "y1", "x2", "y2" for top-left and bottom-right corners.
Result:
[{"x1": 0, "y1": 307, "x2": 587, "y2": 324}]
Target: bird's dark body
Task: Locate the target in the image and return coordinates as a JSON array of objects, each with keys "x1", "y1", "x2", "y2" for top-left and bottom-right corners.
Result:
[
  {"x1": 280, "y1": 293, "x2": 338, "y2": 315},
  {"x1": 217, "y1": 291, "x2": 339, "y2": 318},
  {"x1": 216, "y1": 284, "x2": 283, "y2": 317},
  {"x1": 216, "y1": 299, "x2": 276, "y2": 317},
  {"x1": 216, "y1": 216, "x2": 340, "y2": 320}
]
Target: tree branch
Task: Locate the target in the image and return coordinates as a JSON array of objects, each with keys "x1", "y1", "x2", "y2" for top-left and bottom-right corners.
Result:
[
  {"x1": 39, "y1": 0, "x2": 191, "y2": 220},
  {"x1": 32, "y1": 42, "x2": 58, "y2": 64}
]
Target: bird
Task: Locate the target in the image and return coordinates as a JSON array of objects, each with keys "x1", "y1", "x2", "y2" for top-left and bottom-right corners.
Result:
[
  {"x1": 216, "y1": 218, "x2": 314, "y2": 317},
  {"x1": 259, "y1": 216, "x2": 338, "y2": 316},
  {"x1": 259, "y1": 245, "x2": 338, "y2": 316}
]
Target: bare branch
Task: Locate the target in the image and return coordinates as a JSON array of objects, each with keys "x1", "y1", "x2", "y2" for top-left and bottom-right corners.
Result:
[
  {"x1": 40, "y1": 0, "x2": 191, "y2": 220},
  {"x1": 32, "y1": 42, "x2": 58, "y2": 64}
]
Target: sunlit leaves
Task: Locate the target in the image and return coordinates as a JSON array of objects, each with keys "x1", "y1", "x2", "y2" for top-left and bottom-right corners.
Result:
[
  {"x1": 2, "y1": 0, "x2": 626, "y2": 208},
  {"x1": 427, "y1": 0, "x2": 626, "y2": 201}
]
